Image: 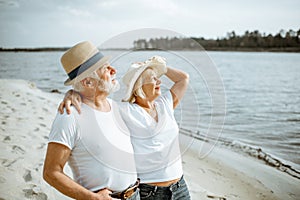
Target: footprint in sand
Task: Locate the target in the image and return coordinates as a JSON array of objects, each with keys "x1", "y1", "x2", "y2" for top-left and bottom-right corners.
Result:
[
  {"x1": 2, "y1": 158, "x2": 18, "y2": 167},
  {"x1": 3, "y1": 106, "x2": 15, "y2": 113},
  {"x1": 12, "y1": 145, "x2": 25, "y2": 154},
  {"x1": 288, "y1": 192, "x2": 297, "y2": 198},
  {"x1": 37, "y1": 143, "x2": 46, "y2": 149},
  {"x1": 3, "y1": 136, "x2": 11, "y2": 142},
  {"x1": 23, "y1": 170, "x2": 32, "y2": 182},
  {"x1": 38, "y1": 96, "x2": 46, "y2": 101},
  {"x1": 39, "y1": 123, "x2": 47, "y2": 128},
  {"x1": 206, "y1": 192, "x2": 227, "y2": 200},
  {"x1": 0, "y1": 176, "x2": 6, "y2": 183},
  {"x1": 1, "y1": 101, "x2": 8, "y2": 105},
  {"x1": 23, "y1": 188, "x2": 47, "y2": 200}
]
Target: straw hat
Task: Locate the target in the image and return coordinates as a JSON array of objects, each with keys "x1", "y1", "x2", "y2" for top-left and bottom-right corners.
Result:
[
  {"x1": 122, "y1": 56, "x2": 167, "y2": 102},
  {"x1": 61, "y1": 41, "x2": 110, "y2": 86}
]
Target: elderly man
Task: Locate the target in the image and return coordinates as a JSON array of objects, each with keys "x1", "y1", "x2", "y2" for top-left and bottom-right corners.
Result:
[{"x1": 43, "y1": 41, "x2": 139, "y2": 200}]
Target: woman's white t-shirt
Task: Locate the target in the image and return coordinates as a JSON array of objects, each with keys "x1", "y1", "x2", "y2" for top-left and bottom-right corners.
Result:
[{"x1": 119, "y1": 91, "x2": 183, "y2": 183}]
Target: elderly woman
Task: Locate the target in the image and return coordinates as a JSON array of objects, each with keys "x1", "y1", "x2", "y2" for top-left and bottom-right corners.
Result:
[{"x1": 60, "y1": 56, "x2": 191, "y2": 200}]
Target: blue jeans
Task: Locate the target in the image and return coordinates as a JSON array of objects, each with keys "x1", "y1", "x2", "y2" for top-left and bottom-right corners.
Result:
[{"x1": 139, "y1": 176, "x2": 191, "y2": 200}]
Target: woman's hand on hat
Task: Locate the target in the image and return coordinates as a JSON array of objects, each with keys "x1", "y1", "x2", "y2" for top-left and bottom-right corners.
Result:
[
  {"x1": 147, "y1": 56, "x2": 168, "y2": 74},
  {"x1": 147, "y1": 56, "x2": 166, "y2": 65},
  {"x1": 58, "y1": 90, "x2": 82, "y2": 115},
  {"x1": 130, "y1": 62, "x2": 145, "y2": 69}
]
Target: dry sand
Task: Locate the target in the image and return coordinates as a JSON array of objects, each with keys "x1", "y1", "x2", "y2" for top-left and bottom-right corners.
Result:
[{"x1": 0, "y1": 79, "x2": 299, "y2": 200}]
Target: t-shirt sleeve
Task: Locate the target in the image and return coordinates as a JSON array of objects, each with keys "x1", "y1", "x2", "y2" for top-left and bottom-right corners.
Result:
[
  {"x1": 48, "y1": 110, "x2": 79, "y2": 150},
  {"x1": 117, "y1": 102, "x2": 130, "y2": 118},
  {"x1": 159, "y1": 90, "x2": 174, "y2": 112}
]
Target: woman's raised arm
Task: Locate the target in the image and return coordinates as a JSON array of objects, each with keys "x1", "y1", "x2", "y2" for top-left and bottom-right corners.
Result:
[{"x1": 165, "y1": 67, "x2": 189, "y2": 109}]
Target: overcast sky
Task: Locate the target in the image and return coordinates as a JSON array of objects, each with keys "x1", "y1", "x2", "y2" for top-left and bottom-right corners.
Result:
[{"x1": 0, "y1": 0, "x2": 299, "y2": 48}]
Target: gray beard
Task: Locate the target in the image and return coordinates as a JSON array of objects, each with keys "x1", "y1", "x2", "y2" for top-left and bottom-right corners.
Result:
[{"x1": 97, "y1": 79, "x2": 120, "y2": 94}]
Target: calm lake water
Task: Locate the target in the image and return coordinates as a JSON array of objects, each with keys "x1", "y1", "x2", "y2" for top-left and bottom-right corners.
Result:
[{"x1": 1, "y1": 50, "x2": 300, "y2": 173}]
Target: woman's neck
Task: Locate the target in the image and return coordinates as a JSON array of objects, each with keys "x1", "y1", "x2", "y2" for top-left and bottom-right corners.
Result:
[
  {"x1": 135, "y1": 97, "x2": 158, "y2": 121},
  {"x1": 135, "y1": 97, "x2": 155, "y2": 109}
]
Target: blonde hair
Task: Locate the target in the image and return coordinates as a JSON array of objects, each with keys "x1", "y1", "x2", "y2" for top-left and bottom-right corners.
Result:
[{"x1": 128, "y1": 68, "x2": 157, "y2": 103}]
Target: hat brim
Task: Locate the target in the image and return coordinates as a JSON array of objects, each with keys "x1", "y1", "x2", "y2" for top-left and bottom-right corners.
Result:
[
  {"x1": 64, "y1": 56, "x2": 111, "y2": 86},
  {"x1": 122, "y1": 64, "x2": 165, "y2": 102}
]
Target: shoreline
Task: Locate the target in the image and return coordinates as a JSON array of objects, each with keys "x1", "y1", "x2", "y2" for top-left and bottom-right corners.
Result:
[
  {"x1": 1, "y1": 47, "x2": 300, "y2": 53},
  {"x1": 180, "y1": 128, "x2": 300, "y2": 180},
  {"x1": 180, "y1": 133, "x2": 300, "y2": 199},
  {"x1": 0, "y1": 79, "x2": 299, "y2": 199}
]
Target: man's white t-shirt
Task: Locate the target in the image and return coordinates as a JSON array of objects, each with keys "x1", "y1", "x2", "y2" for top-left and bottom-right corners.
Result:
[
  {"x1": 119, "y1": 91, "x2": 183, "y2": 183},
  {"x1": 48, "y1": 99, "x2": 137, "y2": 192}
]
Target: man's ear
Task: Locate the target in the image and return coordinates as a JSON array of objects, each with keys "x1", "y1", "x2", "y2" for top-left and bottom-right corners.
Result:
[{"x1": 81, "y1": 78, "x2": 94, "y2": 88}]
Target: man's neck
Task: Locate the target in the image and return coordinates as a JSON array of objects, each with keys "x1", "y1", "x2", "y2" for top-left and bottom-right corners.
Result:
[{"x1": 81, "y1": 92, "x2": 111, "y2": 112}]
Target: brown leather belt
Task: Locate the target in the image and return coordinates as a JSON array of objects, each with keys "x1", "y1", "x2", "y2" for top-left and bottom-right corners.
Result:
[
  {"x1": 110, "y1": 179, "x2": 140, "y2": 200},
  {"x1": 147, "y1": 177, "x2": 181, "y2": 187}
]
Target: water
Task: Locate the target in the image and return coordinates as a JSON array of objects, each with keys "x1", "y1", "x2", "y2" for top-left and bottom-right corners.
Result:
[
  {"x1": 213, "y1": 52, "x2": 300, "y2": 164},
  {"x1": 1, "y1": 50, "x2": 300, "y2": 175}
]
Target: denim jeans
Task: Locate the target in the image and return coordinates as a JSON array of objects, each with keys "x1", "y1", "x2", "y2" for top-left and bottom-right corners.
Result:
[{"x1": 139, "y1": 176, "x2": 191, "y2": 200}]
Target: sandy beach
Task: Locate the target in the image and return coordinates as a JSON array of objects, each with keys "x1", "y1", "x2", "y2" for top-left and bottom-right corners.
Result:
[{"x1": 0, "y1": 79, "x2": 299, "y2": 200}]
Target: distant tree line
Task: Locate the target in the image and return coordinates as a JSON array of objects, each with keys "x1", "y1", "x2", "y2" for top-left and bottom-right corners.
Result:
[
  {"x1": 0, "y1": 47, "x2": 69, "y2": 52},
  {"x1": 133, "y1": 29, "x2": 300, "y2": 52}
]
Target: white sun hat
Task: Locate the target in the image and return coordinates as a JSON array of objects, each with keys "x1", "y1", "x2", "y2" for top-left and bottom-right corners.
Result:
[
  {"x1": 122, "y1": 56, "x2": 167, "y2": 102},
  {"x1": 61, "y1": 41, "x2": 111, "y2": 86}
]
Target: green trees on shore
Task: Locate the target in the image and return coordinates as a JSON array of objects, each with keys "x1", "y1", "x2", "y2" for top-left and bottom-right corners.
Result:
[
  {"x1": 1, "y1": 29, "x2": 299, "y2": 52},
  {"x1": 133, "y1": 29, "x2": 300, "y2": 52}
]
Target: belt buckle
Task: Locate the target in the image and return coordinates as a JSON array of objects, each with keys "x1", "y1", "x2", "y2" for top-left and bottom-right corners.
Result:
[
  {"x1": 123, "y1": 188, "x2": 135, "y2": 199},
  {"x1": 122, "y1": 179, "x2": 140, "y2": 199}
]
